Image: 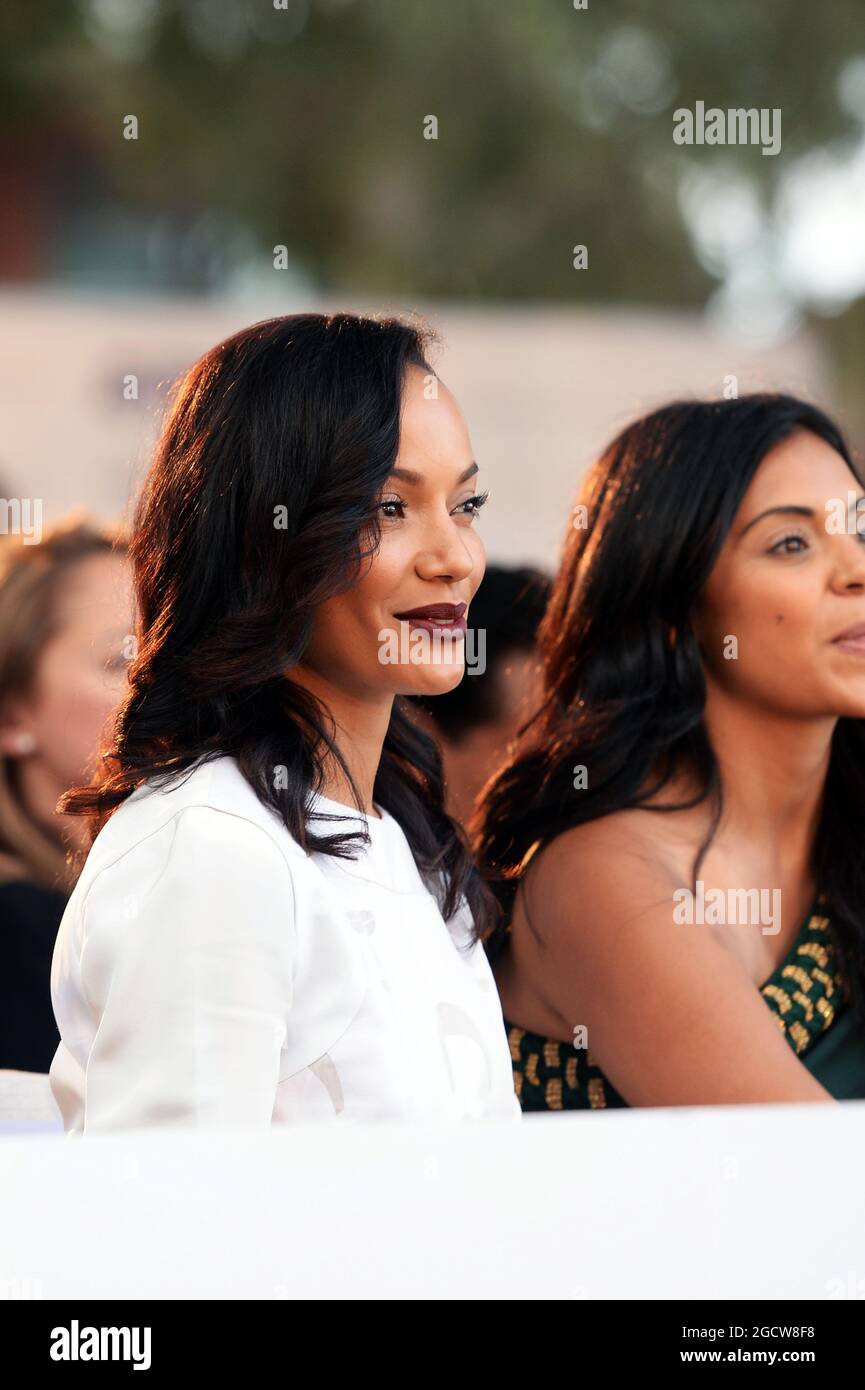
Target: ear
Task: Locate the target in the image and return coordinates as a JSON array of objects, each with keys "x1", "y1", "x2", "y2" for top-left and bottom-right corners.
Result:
[{"x1": 0, "y1": 701, "x2": 36, "y2": 757}]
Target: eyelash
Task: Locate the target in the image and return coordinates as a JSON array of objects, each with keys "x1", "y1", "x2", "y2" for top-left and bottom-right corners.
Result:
[
  {"x1": 378, "y1": 490, "x2": 489, "y2": 521},
  {"x1": 768, "y1": 532, "x2": 809, "y2": 555},
  {"x1": 768, "y1": 527, "x2": 865, "y2": 555}
]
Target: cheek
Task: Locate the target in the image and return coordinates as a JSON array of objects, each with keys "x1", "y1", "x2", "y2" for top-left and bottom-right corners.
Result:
[
  {"x1": 335, "y1": 541, "x2": 416, "y2": 656},
  {"x1": 304, "y1": 572, "x2": 398, "y2": 677},
  {"x1": 32, "y1": 660, "x2": 123, "y2": 777},
  {"x1": 353, "y1": 543, "x2": 407, "y2": 613},
  {"x1": 465, "y1": 530, "x2": 486, "y2": 599},
  {"x1": 700, "y1": 573, "x2": 819, "y2": 691}
]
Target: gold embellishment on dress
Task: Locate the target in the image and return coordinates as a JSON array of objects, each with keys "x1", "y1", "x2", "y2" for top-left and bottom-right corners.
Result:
[
  {"x1": 781, "y1": 964, "x2": 812, "y2": 993},
  {"x1": 546, "y1": 1078, "x2": 563, "y2": 1109},
  {"x1": 761, "y1": 906, "x2": 842, "y2": 1058},
  {"x1": 815, "y1": 997, "x2": 835, "y2": 1027},
  {"x1": 506, "y1": 901, "x2": 843, "y2": 1109},
  {"x1": 544, "y1": 1040, "x2": 561, "y2": 1070},
  {"x1": 763, "y1": 984, "x2": 793, "y2": 1014},
  {"x1": 812, "y1": 967, "x2": 835, "y2": 997},
  {"x1": 797, "y1": 941, "x2": 829, "y2": 969},
  {"x1": 588, "y1": 1078, "x2": 606, "y2": 1109}
]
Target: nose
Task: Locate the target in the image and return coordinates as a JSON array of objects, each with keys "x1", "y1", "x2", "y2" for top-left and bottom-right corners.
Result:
[
  {"x1": 830, "y1": 533, "x2": 865, "y2": 595},
  {"x1": 414, "y1": 510, "x2": 478, "y2": 585}
]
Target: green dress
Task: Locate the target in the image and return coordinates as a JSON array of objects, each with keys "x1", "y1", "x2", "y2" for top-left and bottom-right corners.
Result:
[{"x1": 505, "y1": 903, "x2": 865, "y2": 1109}]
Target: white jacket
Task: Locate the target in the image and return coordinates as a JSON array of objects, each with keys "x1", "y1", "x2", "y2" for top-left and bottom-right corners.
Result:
[{"x1": 49, "y1": 754, "x2": 521, "y2": 1131}]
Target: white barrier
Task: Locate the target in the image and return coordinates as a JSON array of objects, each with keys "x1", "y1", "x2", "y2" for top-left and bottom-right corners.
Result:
[
  {"x1": 2, "y1": 1101, "x2": 864, "y2": 1300},
  {"x1": 0, "y1": 1072, "x2": 62, "y2": 1136}
]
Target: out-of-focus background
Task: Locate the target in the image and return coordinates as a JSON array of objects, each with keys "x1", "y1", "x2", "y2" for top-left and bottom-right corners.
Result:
[{"x1": 2, "y1": 0, "x2": 864, "y2": 568}]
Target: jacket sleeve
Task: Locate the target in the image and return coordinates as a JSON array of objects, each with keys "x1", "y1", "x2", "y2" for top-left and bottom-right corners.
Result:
[{"x1": 78, "y1": 805, "x2": 296, "y2": 1132}]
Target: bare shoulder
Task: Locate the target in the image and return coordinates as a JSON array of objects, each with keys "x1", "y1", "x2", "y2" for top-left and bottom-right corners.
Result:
[
  {"x1": 507, "y1": 808, "x2": 831, "y2": 1104},
  {"x1": 524, "y1": 807, "x2": 686, "y2": 931}
]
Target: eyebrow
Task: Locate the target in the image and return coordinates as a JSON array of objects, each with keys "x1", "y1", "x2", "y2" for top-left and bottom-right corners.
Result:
[
  {"x1": 739, "y1": 505, "x2": 814, "y2": 537},
  {"x1": 740, "y1": 494, "x2": 865, "y2": 537},
  {"x1": 390, "y1": 461, "x2": 479, "y2": 486}
]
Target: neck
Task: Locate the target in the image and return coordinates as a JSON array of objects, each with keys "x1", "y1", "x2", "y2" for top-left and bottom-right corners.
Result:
[
  {"x1": 290, "y1": 665, "x2": 392, "y2": 815},
  {"x1": 701, "y1": 681, "x2": 834, "y2": 867}
]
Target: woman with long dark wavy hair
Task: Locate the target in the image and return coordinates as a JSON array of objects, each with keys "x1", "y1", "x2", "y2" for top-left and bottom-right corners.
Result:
[
  {"x1": 49, "y1": 312, "x2": 520, "y2": 1131},
  {"x1": 475, "y1": 393, "x2": 865, "y2": 1109}
]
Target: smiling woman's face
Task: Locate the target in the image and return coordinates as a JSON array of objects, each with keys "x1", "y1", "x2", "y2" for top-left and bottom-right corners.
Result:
[
  {"x1": 696, "y1": 427, "x2": 865, "y2": 719},
  {"x1": 300, "y1": 365, "x2": 487, "y2": 699}
]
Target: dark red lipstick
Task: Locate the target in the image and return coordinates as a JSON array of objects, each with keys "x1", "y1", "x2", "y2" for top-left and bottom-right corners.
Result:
[{"x1": 392, "y1": 602, "x2": 468, "y2": 635}]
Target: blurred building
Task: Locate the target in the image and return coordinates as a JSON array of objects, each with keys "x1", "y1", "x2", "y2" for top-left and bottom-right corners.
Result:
[{"x1": 0, "y1": 290, "x2": 832, "y2": 569}]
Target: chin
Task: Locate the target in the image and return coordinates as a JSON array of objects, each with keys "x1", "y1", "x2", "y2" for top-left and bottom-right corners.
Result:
[
  {"x1": 396, "y1": 661, "x2": 467, "y2": 697},
  {"x1": 832, "y1": 691, "x2": 865, "y2": 719}
]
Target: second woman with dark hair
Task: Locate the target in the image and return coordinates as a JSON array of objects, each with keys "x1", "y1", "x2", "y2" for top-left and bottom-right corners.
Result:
[
  {"x1": 50, "y1": 312, "x2": 520, "y2": 1131},
  {"x1": 476, "y1": 393, "x2": 865, "y2": 1109}
]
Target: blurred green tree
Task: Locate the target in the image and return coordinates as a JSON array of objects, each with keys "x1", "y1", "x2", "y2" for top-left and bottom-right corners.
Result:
[{"x1": 1, "y1": 0, "x2": 863, "y2": 421}]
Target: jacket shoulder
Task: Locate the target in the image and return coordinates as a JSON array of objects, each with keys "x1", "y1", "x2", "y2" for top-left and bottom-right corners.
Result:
[{"x1": 78, "y1": 755, "x2": 306, "y2": 887}]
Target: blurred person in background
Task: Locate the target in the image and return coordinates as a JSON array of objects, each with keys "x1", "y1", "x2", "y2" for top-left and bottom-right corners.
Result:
[
  {"x1": 477, "y1": 395, "x2": 865, "y2": 1110},
  {"x1": 411, "y1": 565, "x2": 550, "y2": 825},
  {"x1": 0, "y1": 518, "x2": 132, "y2": 1072}
]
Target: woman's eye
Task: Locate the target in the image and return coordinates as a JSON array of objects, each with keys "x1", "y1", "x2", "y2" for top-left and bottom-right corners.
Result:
[
  {"x1": 769, "y1": 534, "x2": 808, "y2": 555},
  {"x1": 378, "y1": 490, "x2": 489, "y2": 522},
  {"x1": 379, "y1": 498, "x2": 405, "y2": 520},
  {"x1": 452, "y1": 490, "x2": 490, "y2": 520}
]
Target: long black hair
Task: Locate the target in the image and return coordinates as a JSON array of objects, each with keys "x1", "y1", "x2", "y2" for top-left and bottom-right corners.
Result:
[
  {"x1": 60, "y1": 312, "x2": 494, "y2": 938},
  {"x1": 474, "y1": 393, "x2": 865, "y2": 1013}
]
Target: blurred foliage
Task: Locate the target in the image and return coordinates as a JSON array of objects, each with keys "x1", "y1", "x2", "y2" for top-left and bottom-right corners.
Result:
[{"x1": 0, "y1": 0, "x2": 863, "y2": 307}]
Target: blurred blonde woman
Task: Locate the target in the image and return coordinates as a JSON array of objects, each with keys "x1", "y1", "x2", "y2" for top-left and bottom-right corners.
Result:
[{"x1": 0, "y1": 516, "x2": 132, "y2": 1072}]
